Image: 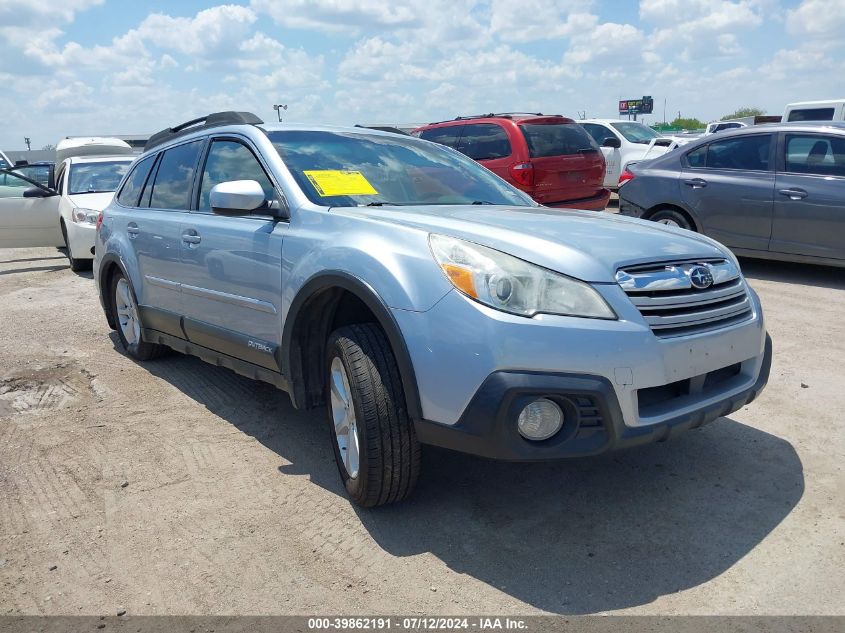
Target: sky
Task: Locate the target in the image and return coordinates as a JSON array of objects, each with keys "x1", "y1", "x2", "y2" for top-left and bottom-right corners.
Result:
[{"x1": 1, "y1": 0, "x2": 844, "y2": 150}]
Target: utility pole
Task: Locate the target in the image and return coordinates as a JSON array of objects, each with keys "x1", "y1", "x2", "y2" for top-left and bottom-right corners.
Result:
[
  {"x1": 24, "y1": 137, "x2": 31, "y2": 151},
  {"x1": 663, "y1": 98, "x2": 667, "y2": 125},
  {"x1": 273, "y1": 104, "x2": 288, "y2": 122}
]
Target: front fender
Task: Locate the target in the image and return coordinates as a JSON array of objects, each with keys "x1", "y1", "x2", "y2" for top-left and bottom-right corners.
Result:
[{"x1": 280, "y1": 270, "x2": 425, "y2": 420}]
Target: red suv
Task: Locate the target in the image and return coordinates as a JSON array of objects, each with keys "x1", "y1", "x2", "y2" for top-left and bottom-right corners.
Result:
[{"x1": 412, "y1": 113, "x2": 609, "y2": 210}]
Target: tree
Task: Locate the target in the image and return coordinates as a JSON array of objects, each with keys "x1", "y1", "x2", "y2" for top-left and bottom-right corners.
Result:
[
  {"x1": 41, "y1": 144, "x2": 56, "y2": 151},
  {"x1": 720, "y1": 107, "x2": 765, "y2": 121},
  {"x1": 670, "y1": 117, "x2": 705, "y2": 130}
]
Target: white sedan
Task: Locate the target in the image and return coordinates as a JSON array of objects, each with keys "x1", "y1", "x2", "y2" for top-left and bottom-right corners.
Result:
[{"x1": 0, "y1": 149, "x2": 133, "y2": 271}]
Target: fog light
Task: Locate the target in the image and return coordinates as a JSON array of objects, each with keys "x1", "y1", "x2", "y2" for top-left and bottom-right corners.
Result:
[{"x1": 517, "y1": 398, "x2": 563, "y2": 441}]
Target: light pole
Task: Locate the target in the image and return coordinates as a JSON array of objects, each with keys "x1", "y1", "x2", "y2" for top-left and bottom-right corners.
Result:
[
  {"x1": 24, "y1": 137, "x2": 31, "y2": 151},
  {"x1": 273, "y1": 104, "x2": 288, "y2": 122}
]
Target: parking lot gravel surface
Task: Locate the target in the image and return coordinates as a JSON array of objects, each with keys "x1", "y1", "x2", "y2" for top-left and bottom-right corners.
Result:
[{"x1": 0, "y1": 246, "x2": 842, "y2": 615}]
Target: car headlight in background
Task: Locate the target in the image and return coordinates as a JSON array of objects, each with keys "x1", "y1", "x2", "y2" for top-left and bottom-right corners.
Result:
[
  {"x1": 72, "y1": 208, "x2": 100, "y2": 225},
  {"x1": 429, "y1": 234, "x2": 616, "y2": 319}
]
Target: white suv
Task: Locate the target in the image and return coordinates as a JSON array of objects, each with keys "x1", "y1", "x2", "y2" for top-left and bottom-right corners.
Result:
[{"x1": 580, "y1": 119, "x2": 677, "y2": 189}]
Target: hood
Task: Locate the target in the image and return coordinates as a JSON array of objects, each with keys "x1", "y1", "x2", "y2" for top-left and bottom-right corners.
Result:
[
  {"x1": 68, "y1": 192, "x2": 115, "y2": 211},
  {"x1": 341, "y1": 205, "x2": 727, "y2": 283}
]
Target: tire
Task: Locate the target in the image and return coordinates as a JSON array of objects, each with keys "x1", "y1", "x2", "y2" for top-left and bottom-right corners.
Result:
[
  {"x1": 110, "y1": 270, "x2": 168, "y2": 361},
  {"x1": 61, "y1": 222, "x2": 91, "y2": 272},
  {"x1": 325, "y1": 323, "x2": 421, "y2": 507},
  {"x1": 649, "y1": 208, "x2": 693, "y2": 231}
]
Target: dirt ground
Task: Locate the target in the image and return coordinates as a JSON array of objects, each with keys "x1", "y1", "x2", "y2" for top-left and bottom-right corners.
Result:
[{"x1": 0, "y1": 246, "x2": 842, "y2": 616}]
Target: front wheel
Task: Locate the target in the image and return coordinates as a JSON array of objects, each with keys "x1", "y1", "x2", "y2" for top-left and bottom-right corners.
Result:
[
  {"x1": 325, "y1": 323, "x2": 421, "y2": 507},
  {"x1": 110, "y1": 271, "x2": 168, "y2": 361},
  {"x1": 649, "y1": 208, "x2": 693, "y2": 231}
]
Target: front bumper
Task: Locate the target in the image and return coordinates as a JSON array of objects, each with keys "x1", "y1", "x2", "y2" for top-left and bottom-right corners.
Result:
[
  {"x1": 393, "y1": 282, "x2": 769, "y2": 461},
  {"x1": 414, "y1": 334, "x2": 771, "y2": 460},
  {"x1": 65, "y1": 220, "x2": 96, "y2": 260}
]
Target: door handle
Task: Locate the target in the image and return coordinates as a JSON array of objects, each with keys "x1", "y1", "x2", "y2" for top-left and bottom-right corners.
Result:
[
  {"x1": 126, "y1": 223, "x2": 139, "y2": 238},
  {"x1": 683, "y1": 178, "x2": 707, "y2": 189},
  {"x1": 182, "y1": 233, "x2": 201, "y2": 245},
  {"x1": 778, "y1": 188, "x2": 808, "y2": 200}
]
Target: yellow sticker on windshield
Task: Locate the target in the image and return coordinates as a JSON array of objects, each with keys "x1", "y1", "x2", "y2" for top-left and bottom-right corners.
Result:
[{"x1": 303, "y1": 170, "x2": 378, "y2": 197}]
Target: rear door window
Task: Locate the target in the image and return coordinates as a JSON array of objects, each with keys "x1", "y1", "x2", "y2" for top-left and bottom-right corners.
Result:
[
  {"x1": 705, "y1": 135, "x2": 771, "y2": 171},
  {"x1": 787, "y1": 108, "x2": 835, "y2": 122},
  {"x1": 148, "y1": 140, "x2": 204, "y2": 210},
  {"x1": 784, "y1": 134, "x2": 845, "y2": 177},
  {"x1": 685, "y1": 145, "x2": 707, "y2": 168},
  {"x1": 117, "y1": 155, "x2": 155, "y2": 207},
  {"x1": 456, "y1": 123, "x2": 512, "y2": 160},
  {"x1": 418, "y1": 126, "x2": 463, "y2": 149},
  {"x1": 520, "y1": 123, "x2": 597, "y2": 157}
]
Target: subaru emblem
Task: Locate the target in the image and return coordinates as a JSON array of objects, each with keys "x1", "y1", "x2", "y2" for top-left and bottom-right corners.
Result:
[{"x1": 689, "y1": 265, "x2": 714, "y2": 289}]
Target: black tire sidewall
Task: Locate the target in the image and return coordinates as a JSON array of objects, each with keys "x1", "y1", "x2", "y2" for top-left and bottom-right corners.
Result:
[
  {"x1": 61, "y1": 222, "x2": 78, "y2": 270},
  {"x1": 325, "y1": 337, "x2": 369, "y2": 501},
  {"x1": 651, "y1": 209, "x2": 692, "y2": 231},
  {"x1": 110, "y1": 271, "x2": 143, "y2": 358}
]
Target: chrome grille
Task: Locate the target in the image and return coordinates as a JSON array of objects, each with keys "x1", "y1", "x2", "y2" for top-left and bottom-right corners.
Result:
[{"x1": 617, "y1": 259, "x2": 753, "y2": 337}]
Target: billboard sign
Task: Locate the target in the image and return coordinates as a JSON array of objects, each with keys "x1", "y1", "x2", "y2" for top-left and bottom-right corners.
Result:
[{"x1": 619, "y1": 96, "x2": 654, "y2": 115}]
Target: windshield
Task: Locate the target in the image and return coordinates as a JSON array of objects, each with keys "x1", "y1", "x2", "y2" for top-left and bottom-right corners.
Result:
[
  {"x1": 68, "y1": 161, "x2": 131, "y2": 195},
  {"x1": 610, "y1": 122, "x2": 660, "y2": 144},
  {"x1": 269, "y1": 130, "x2": 535, "y2": 207}
]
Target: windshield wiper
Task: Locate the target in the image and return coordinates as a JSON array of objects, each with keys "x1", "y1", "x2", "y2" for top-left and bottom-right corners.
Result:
[{"x1": 471, "y1": 200, "x2": 495, "y2": 205}]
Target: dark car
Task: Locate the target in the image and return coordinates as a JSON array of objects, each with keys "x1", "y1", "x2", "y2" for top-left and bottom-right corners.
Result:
[
  {"x1": 11, "y1": 161, "x2": 55, "y2": 188},
  {"x1": 413, "y1": 113, "x2": 610, "y2": 210},
  {"x1": 618, "y1": 122, "x2": 845, "y2": 267}
]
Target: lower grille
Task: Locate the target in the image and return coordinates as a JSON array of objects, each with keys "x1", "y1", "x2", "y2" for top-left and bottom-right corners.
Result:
[
  {"x1": 574, "y1": 395, "x2": 603, "y2": 429},
  {"x1": 617, "y1": 259, "x2": 753, "y2": 337}
]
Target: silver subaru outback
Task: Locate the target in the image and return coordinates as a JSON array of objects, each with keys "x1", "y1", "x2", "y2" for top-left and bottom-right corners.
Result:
[{"x1": 94, "y1": 111, "x2": 771, "y2": 507}]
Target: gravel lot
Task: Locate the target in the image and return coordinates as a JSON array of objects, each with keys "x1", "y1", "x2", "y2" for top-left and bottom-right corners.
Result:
[{"x1": 0, "y1": 245, "x2": 842, "y2": 616}]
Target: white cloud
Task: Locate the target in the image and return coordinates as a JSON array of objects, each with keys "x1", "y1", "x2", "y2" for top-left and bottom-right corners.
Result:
[
  {"x1": 786, "y1": 0, "x2": 845, "y2": 39},
  {"x1": 133, "y1": 5, "x2": 257, "y2": 57},
  {"x1": 490, "y1": 0, "x2": 596, "y2": 42},
  {"x1": 641, "y1": 0, "x2": 765, "y2": 60},
  {"x1": 0, "y1": 0, "x2": 104, "y2": 27},
  {"x1": 250, "y1": 0, "x2": 421, "y2": 32}
]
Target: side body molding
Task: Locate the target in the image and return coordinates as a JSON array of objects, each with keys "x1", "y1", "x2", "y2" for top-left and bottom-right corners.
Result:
[{"x1": 281, "y1": 271, "x2": 423, "y2": 421}]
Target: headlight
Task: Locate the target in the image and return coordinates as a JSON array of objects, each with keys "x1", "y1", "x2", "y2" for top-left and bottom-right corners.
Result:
[
  {"x1": 429, "y1": 234, "x2": 616, "y2": 319},
  {"x1": 72, "y1": 208, "x2": 99, "y2": 224}
]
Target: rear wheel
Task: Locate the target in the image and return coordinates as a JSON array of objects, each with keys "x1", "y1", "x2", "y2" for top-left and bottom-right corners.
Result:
[
  {"x1": 649, "y1": 208, "x2": 693, "y2": 231},
  {"x1": 110, "y1": 271, "x2": 168, "y2": 361},
  {"x1": 325, "y1": 323, "x2": 420, "y2": 507}
]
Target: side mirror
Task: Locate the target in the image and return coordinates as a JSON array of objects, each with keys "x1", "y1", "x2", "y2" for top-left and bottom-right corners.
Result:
[
  {"x1": 23, "y1": 186, "x2": 56, "y2": 198},
  {"x1": 210, "y1": 180, "x2": 289, "y2": 219},
  {"x1": 602, "y1": 136, "x2": 622, "y2": 149}
]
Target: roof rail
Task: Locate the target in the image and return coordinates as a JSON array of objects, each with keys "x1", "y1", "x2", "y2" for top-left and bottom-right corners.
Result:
[
  {"x1": 144, "y1": 111, "x2": 264, "y2": 152},
  {"x1": 425, "y1": 112, "x2": 561, "y2": 125}
]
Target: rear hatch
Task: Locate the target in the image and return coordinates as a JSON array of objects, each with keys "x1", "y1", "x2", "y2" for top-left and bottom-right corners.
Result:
[{"x1": 518, "y1": 117, "x2": 606, "y2": 204}]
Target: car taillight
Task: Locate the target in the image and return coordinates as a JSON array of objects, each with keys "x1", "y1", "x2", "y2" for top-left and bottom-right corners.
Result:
[
  {"x1": 95, "y1": 211, "x2": 104, "y2": 232},
  {"x1": 618, "y1": 168, "x2": 635, "y2": 187},
  {"x1": 509, "y1": 161, "x2": 534, "y2": 188}
]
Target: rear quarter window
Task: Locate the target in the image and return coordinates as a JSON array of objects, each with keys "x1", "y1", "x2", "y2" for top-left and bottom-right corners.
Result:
[
  {"x1": 520, "y1": 123, "x2": 597, "y2": 157},
  {"x1": 456, "y1": 123, "x2": 512, "y2": 160}
]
